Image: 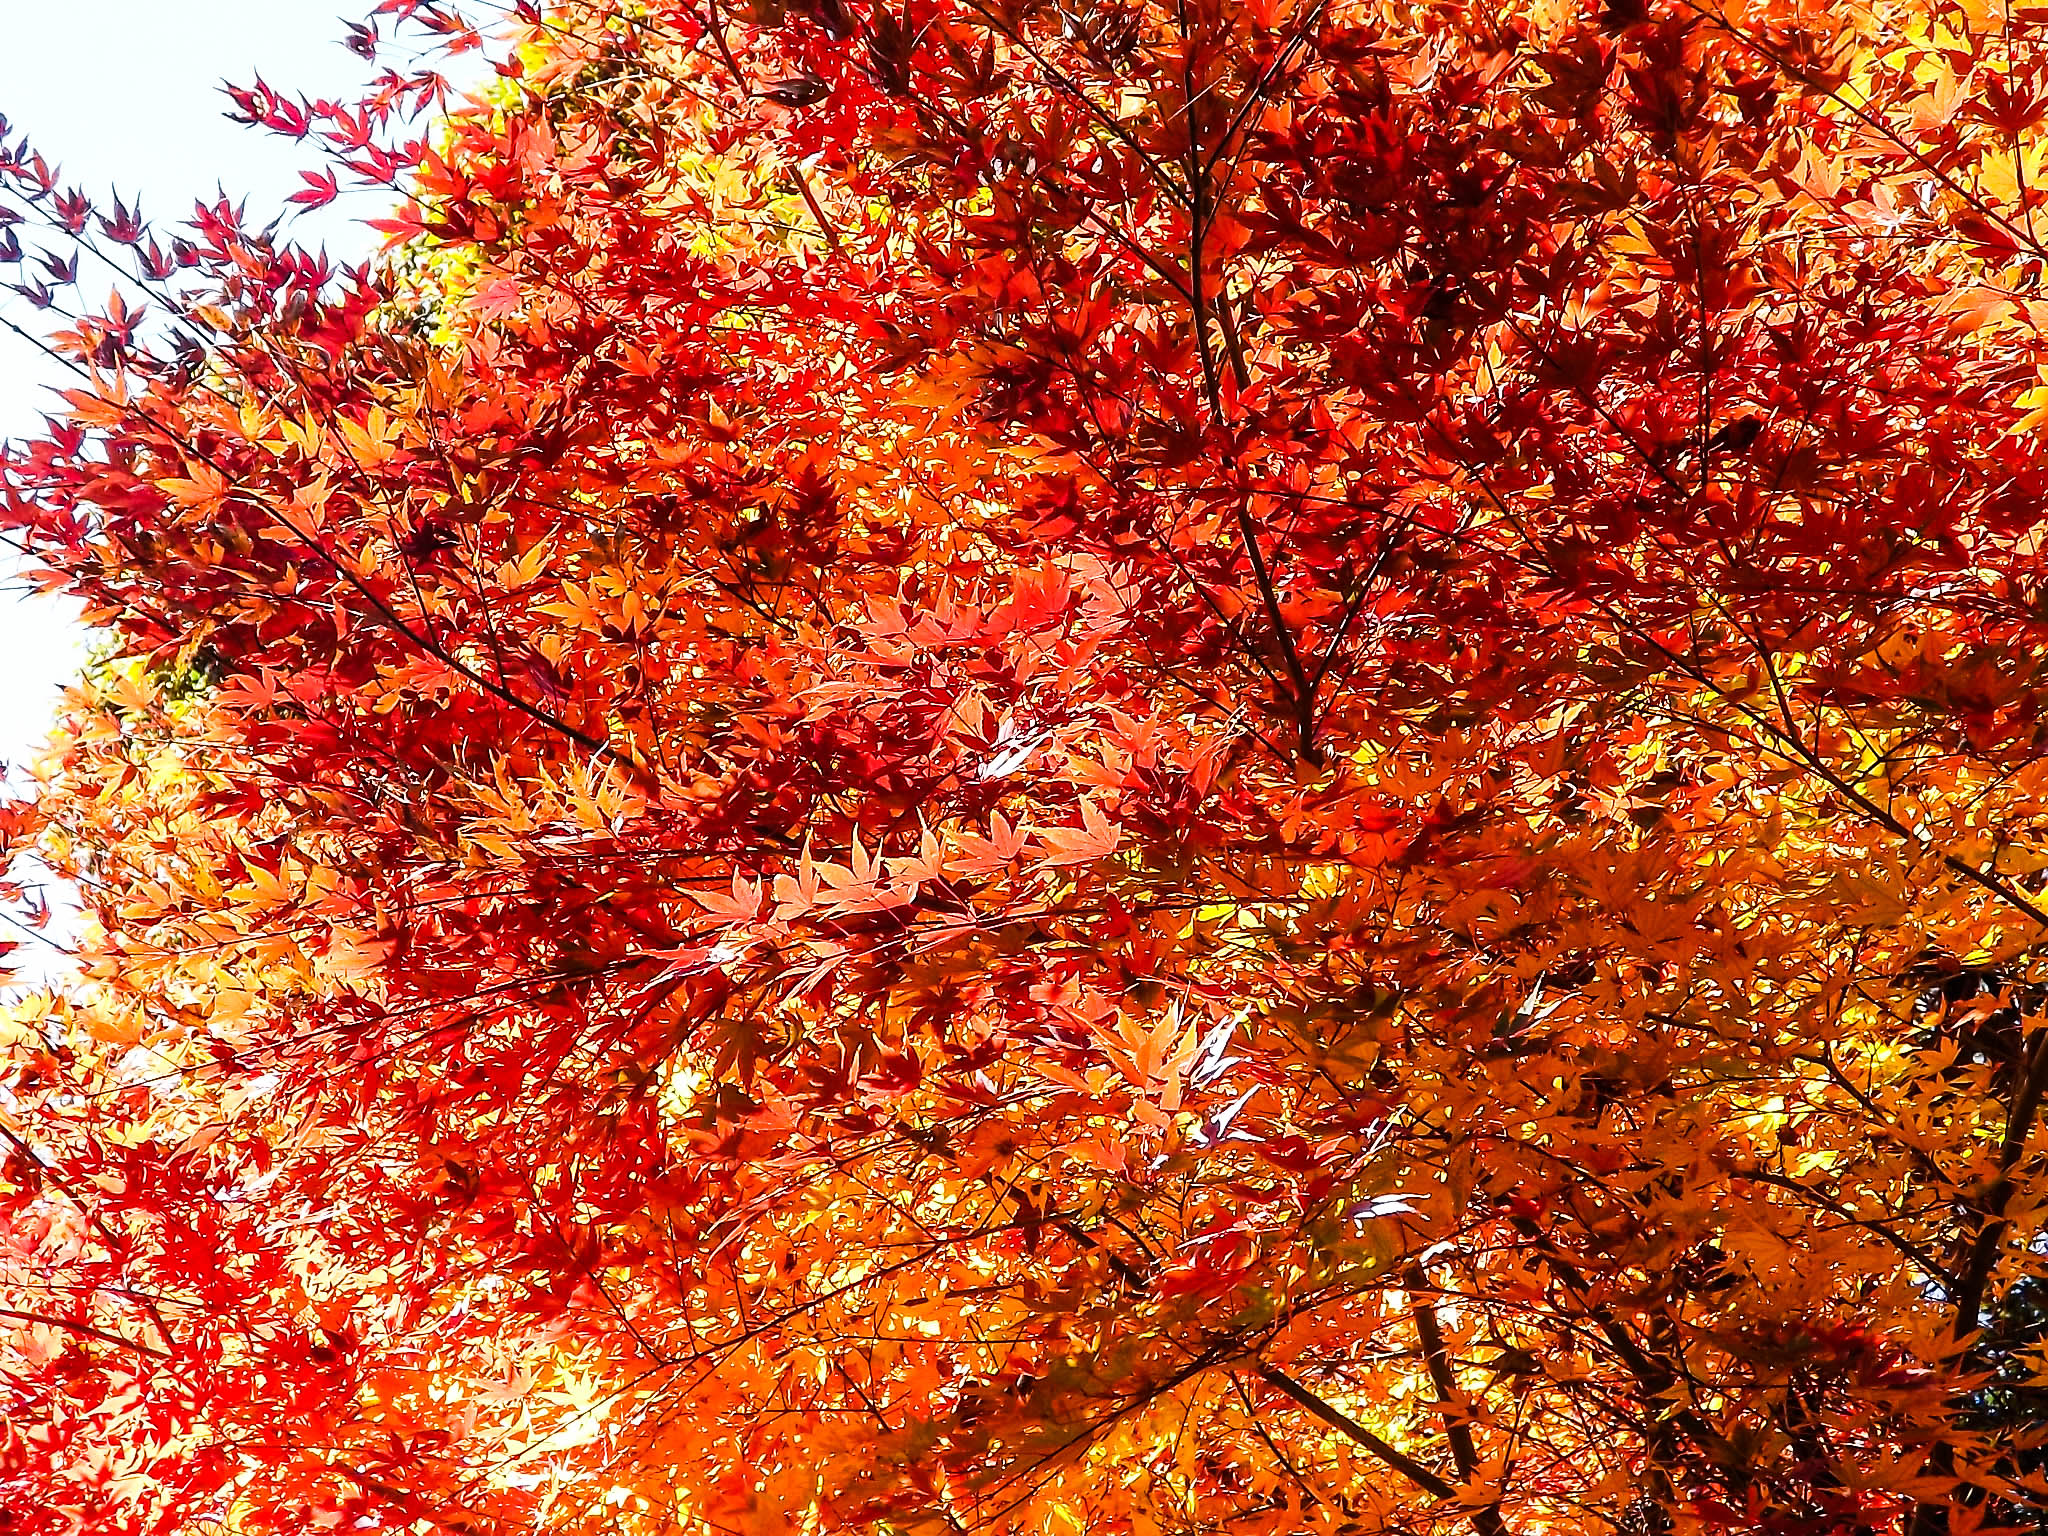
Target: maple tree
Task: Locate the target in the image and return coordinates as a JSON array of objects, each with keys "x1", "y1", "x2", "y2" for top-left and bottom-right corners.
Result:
[{"x1": 8, "y1": 0, "x2": 2048, "y2": 1531}]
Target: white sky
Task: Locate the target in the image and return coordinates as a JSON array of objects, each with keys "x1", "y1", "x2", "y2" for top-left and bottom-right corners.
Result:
[
  {"x1": 0, "y1": 1, "x2": 482, "y2": 975},
  {"x1": 0, "y1": 0, "x2": 419, "y2": 768}
]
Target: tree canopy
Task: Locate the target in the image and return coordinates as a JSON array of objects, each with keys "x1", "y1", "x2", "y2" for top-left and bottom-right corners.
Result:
[{"x1": 7, "y1": 0, "x2": 2048, "y2": 1532}]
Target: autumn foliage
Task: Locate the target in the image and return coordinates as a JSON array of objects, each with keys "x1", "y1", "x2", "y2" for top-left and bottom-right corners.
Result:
[{"x1": 7, "y1": 0, "x2": 2048, "y2": 1530}]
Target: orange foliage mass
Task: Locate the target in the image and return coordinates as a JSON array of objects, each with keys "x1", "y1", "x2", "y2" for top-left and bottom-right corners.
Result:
[{"x1": 5, "y1": 0, "x2": 2048, "y2": 1533}]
